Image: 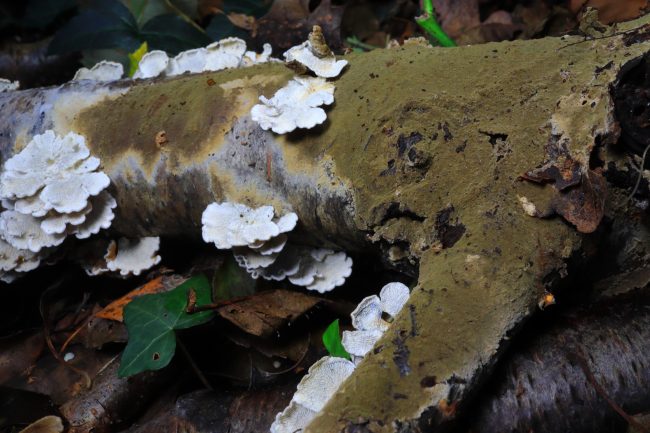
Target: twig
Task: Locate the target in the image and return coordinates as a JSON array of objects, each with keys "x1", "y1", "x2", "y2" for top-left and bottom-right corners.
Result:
[
  {"x1": 627, "y1": 143, "x2": 650, "y2": 203},
  {"x1": 176, "y1": 336, "x2": 213, "y2": 391},
  {"x1": 164, "y1": 0, "x2": 206, "y2": 35},
  {"x1": 39, "y1": 280, "x2": 92, "y2": 389},
  {"x1": 185, "y1": 288, "x2": 253, "y2": 314},
  {"x1": 571, "y1": 351, "x2": 650, "y2": 433},
  {"x1": 557, "y1": 25, "x2": 646, "y2": 51}
]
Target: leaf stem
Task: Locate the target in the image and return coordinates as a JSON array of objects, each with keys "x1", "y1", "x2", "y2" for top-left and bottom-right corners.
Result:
[
  {"x1": 164, "y1": 0, "x2": 206, "y2": 35},
  {"x1": 185, "y1": 288, "x2": 253, "y2": 314},
  {"x1": 177, "y1": 336, "x2": 213, "y2": 390},
  {"x1": 416, "y1": 0, "x2": 456, "y2": 47}
]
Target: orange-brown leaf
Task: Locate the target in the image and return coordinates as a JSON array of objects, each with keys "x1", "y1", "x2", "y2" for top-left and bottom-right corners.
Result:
[{"x1": 95, "y1": 276, "x2": 166, "y2": 322}]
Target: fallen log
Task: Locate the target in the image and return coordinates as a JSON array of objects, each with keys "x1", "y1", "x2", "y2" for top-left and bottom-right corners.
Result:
[{"x1": 1, "y1": 14, "x2": 650, "y2": 433}]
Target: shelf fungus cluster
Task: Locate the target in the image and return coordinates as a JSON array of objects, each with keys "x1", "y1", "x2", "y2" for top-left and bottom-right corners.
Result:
[
  {"x1": 72, "y1": 37, "x2": 276, "y2": 83},
  {"x1": 73, "y1": 61, "x2": 124, "y2": 82},
  {"x1": 0, "y1": 131, "x2": 117, "y2": 282},
  {"x1": 201, "y1": 202, "x2": 352, "y2": 293},
  {"x1": 0, "y1": 78, "x2": 19, "y2": 92},
  {"x1": 251, "y1": 26, "x2": 348, "y2": 134},
  {"x1": 271, "y1": 282, "x2": 410, "y2": 433},
  {"x1": 82, "y1": 237, "x2": 162, "y2": 277}
]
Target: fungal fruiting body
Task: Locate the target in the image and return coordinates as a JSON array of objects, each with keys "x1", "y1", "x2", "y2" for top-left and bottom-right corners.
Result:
[
  {"x1": 342, "y1": 282, "x2": 410, "y2": 363},
  {"x1": 251, "y1": 26, "x2": 347, "y2": 134},
  {"x1": 132, "y1": 38, "x2": 277, "y2": 80},
  {"x1": 283, "y1": 26, "x2": 348, "y2": 78},
  {"x1": 271, "y1": 282, "x2": 410, "y2": 432},
  {"x1": 201, "y1": 202, "x2": 352, "y2": 292},
  {"x1": 0, "y1": 78, "x2": 19, "y2": 92},
  {"x1": 0, "y1": 130, "x2": 116, "y2": 281},
  {"x1": 73, "y1": 61, "x2": 124, "y2": 82},
  {"x1": 251, "y1": 77, "x2": 335, "y2": 134}
]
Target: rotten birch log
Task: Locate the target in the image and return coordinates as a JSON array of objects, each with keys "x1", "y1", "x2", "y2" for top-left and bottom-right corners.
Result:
[{"x1": 1, "y1": 15, "x2": 650, "y2": 433}]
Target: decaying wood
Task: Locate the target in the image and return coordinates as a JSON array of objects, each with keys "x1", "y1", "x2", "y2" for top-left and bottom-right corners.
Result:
[
  {"x1": 1, "y1": 15, "x2": 650, "y2": 433},
  {"x1": 471, "y1": 297, "x2": 650, "y2": 433}
]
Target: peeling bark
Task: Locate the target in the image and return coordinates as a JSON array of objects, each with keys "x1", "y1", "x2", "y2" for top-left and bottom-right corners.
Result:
[{"x1": 1, "y1": 16, "x2": 650, "y2": 433}]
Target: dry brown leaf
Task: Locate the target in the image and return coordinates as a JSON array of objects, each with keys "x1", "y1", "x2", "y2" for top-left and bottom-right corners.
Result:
[
  {"x1": 95, "y1": 275, "x2": 185, "y2": 322},
  {"x1": 570, "y1": 0, "x2": 648, "y2": 24},
  {"x1": 432, "y1": 0, "x2": 480, "y2": 39},
  {"x1": 216, "y1": 289, "x2": 323, "y2": 338},
  {"x1": 18, "y1": 416, "x2": 63, "y2": 433},
  {"x1": 252, "y1": 0, "x2": 343, "y2": 53}
]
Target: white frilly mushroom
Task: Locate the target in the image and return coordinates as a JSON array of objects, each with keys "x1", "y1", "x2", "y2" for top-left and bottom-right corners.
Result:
[
  {"x1": 166, "y1": 48, "x2": 208, "y2": 76},
  {"x1": 233, "y1": 246, "x2": 280, "y2": 270},
  {"x1": 205, "y1": 37, "x2": 247, "y2": 71},
  {"x1": 270, "y1": 356, "x2": 355, "y2": 433},
  {"x1": 0, "y1": 210, "x2": 66, "y2": 252},
  {"x1": 242, "y1": 43, "x2": 275, "y2": 66},
  {"x1": 0, "y1": 131, "x2": 109, "y2": 209},
  {"x1": 73, "y1": 61, "x2": 124, "y2": 82},
  {"x1": 302, "y1": 251, "x2": 352, "y2": 293},
  {"x1": 0, "y1": 130, "x2": 116, "y2": 279},
  {"x1": 342, "y1": 282, "x2": 410, "y2": 362},
  {"x1": 271, "y1": 282, "x2": 409, "y2": 431},
  {"x1": 202, "y1": 202, "x2": 280, "y2": 249},
  {"x1": 133, "y1": 50, "x2": 169, "y2": 79},
  {"x1": 251, "y1": 76, "x2": 335, "y2": 134},
  {"x1": 284, "y1": 41, "x2": 348, "y2": 78},
  {"x1": 73, "y1": 191, "x2": 117, "y2": 239},
  {"x1": 0, "y1": 237, "x2": 47, "y2": 283},
  {"x1": 105, "y1": 237, "x2": 161, "y2": 276},
  {"x1": 248, "y1": 245, "x2": 353, "y2": 293},
  {"x1": 0, "y1": 78, "x2": 19, "y2": 92}
]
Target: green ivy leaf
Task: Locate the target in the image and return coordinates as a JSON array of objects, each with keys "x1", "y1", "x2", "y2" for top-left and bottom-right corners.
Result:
[
  {"x1": 141, "y1": 13, "x2": 211, "y2": 54},
  {"x1": 118, "y1": 274, "x2": 214, "y2": 377},
  {"x1": 128, "y1": 41, "x2": 148, "y2": 76},
  {"x1": 322, "y1": 319, "x2": 351, "y2": 360},
  {"x1": 48, "y1": 0, "x2": 141, "y2": 54}
]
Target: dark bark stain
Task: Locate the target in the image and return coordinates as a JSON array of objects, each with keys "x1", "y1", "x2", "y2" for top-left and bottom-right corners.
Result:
[
  {"x1": 409, "y1": 304, "x2": 418, "y2": 337},
  {"x1": 380, "y1": 202, "x2": 426, "y2": 225},
  {"x1": 434, "y1": 205, "x2": 466, "y2": 248},
  {"x1": 397, "y1": 132, "x2": 423, "y2": 157},
  {"x1": 380, "y1": 159, "x2": 396, "y2": 176},
  {"x1": 392, "y1": 330, "x2": 411, "y2": 377},
  {"x1": 438, "y1": 122, "x2": 453, "y2": 141}
]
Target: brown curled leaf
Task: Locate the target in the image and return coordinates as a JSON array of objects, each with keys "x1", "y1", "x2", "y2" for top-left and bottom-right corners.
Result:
[{"x1": 550, "y1": 169, "x2": 607, "y2": 233}]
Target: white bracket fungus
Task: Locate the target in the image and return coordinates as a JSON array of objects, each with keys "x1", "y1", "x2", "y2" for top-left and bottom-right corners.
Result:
[
  {"x1": 166, "y1": 48, "x2": 208, "y2": 76},
  {"x1": 0, "y1": 130, "x2": 115, "y2": 279},
  {"x1": 0, "y1": 78, "x2": 19, "y2": 92},
  {"x1": 133, "y1": 39, "x2": 276, "y2": 80},
  {"x1": 0, "y1": 237, "x2": 47, "y2": 282},
  {"x1": 0, "y1": 210, "x2": 67, "y2": 252},
  {"x1": 242, "y1": 43, "x2": 274, "y2": 66},
  {"x1": 284, "y1": 249, "x2": 353, "y2": 293},
  {"x1": 233, "y1": 246, "x2": 280, "y2": 270},
  {"x1": 246, "y1": 245, "x2": 353, "y2": 293},
  {"x1": 73, "y1": 61, "x2": 124, "y2": 82},
  {"x1": 342, "y1": 282, "x2": 410, "y2": 362},
  {"x1": 270, "y1": 356, "x2": 355, "y2": 433},
  {"x1": 251, "y1": 76, "x2": 335, "y2": 134},
  {"x1": 202, "y1": 202, "x2": 280, "y2": 249},
  {"x1": 202, "y1": 202, "x2": 352, "y2": 292},
  {"x1": 133, "y1": 50, "x2": 169, "y2": 79},
  {"x1": 272, "y1": 282, "x2": 410, "y2": 432},
  {"x1": 105, "y1": 237, "x2": 162, "y2": 276},
  {"x1": 205, "y1": 37, "x2": 247, "y2": 71},
  {"x1": 283, "y1": 26, "x2": 348, "y2": 78}
]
